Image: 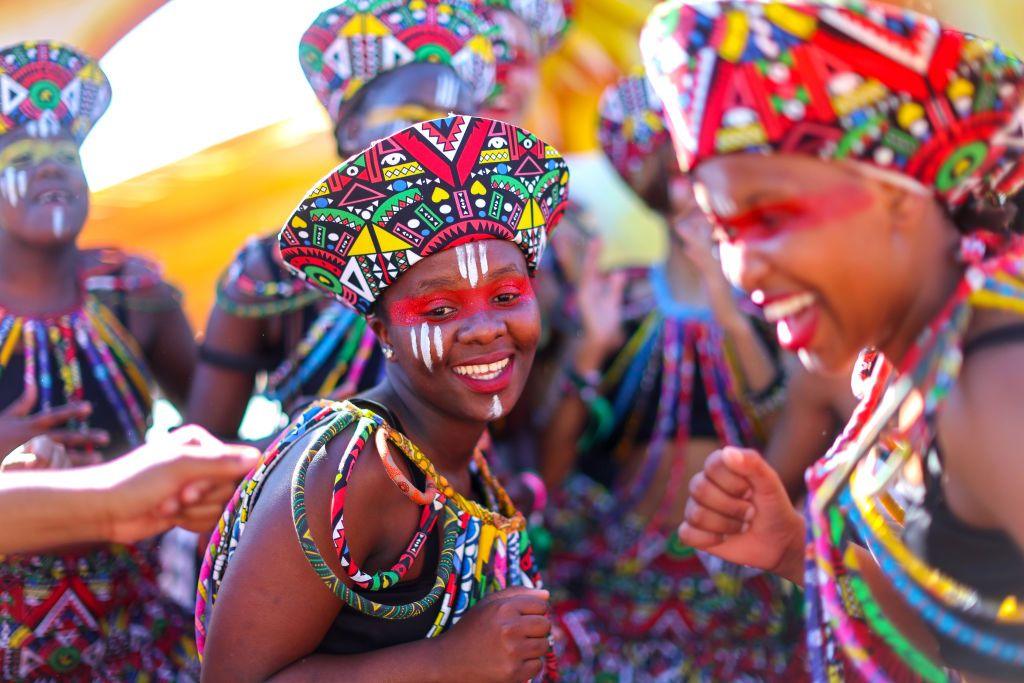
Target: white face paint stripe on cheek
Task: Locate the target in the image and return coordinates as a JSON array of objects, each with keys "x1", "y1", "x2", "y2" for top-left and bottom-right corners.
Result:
[
  {"x1": 433, "y1": 325, "x2": 443, "y2": 362},
  {"x1": 2, "y1": 167, "x2": 16, "y2": 207},
  {"x1": 15, "y1": 170, "x2": 26, "y2": 201},
  {"x1": 478, "y1": 243, "x2": 488, "y2": 276},
  {"x1": 410, "y1": 327, "x2": 418, "y2": 360},
  {"x1": 419, "y1": 322, "x2": 433, "y2": 371}
]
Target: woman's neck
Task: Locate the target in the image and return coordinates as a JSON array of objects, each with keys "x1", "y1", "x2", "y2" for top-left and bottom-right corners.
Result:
[
  {"x1": 0, "y1": 232, "x2": 79, "y2": 315},
  {"x1": 372, "y1": 373, "x2": 484, "y2": 484},
  {"x1": 879, "y1": 232, "x2": 962, "y2": 368}
]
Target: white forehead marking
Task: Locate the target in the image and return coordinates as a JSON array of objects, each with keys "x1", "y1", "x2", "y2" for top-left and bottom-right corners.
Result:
[
  {"x1": 456, "y1": 245, "x2": 468, "y2": 279},
  {"x1": 478, "y1": 243, "x2": 489, "y2": 276},
  {"x1": 465, "y1": 243, "x2": 479, "y2": 287}
]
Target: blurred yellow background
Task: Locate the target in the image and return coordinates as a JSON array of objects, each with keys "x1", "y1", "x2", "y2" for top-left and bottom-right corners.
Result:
[{"x1": 3, "y1": 0, "x2": 1022, "y2": 326}]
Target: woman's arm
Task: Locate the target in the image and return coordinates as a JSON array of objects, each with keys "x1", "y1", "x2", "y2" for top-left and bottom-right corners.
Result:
[{"x1": 0, "y1": 427, "x2": 257, "y2": 553}]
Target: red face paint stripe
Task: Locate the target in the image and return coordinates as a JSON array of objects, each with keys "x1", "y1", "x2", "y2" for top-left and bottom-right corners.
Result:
[{"x1": 388, "y1": 276, "x2": 534, "y2": 326}]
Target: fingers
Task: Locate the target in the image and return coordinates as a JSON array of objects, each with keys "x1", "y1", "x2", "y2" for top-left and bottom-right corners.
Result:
[
  {"x1": 27, "y1": 402, "x2": 93, "y2": 430},
  {"x1": 166, "y1": 443, "x2": 260, "y2": 483},
  {"x1": 517, "y1": 635, "x2": 551, "y2": 660},
  {"x1": 496, "y1": 587, "x2": 550, "y2": 615},
  {"x1": 689, "y1": 471, "x2": 753, "y2": 522},
  {"x1": 47, "y1": 429, "x2": 110, "y2": 450},
  {"x1": 517, "y1": 614, "x2": 552, "y2": 639},
  {"x1": 166, "y1": 424, "x2": 221, "y2": 448},
  {"x1": 678, "y1": 522, "x2": 725, "y2": 550},
  {"x1": 704, "y1": 448, "x2": 758, "y2": 498},
  {"x1": 173, "y1": 504, "x2": 231, "y2": 533},
  {"x1": 2, "y1": 382, "x2": 38, "y2": 417},
  {"x1": 682, "y1": 497, "x2": 746, "y2": 536},
  {"x1": 579, "y1": 237, "x2": 603, "y2": 286},
  {"x1": 518, "y1": 658, "x2": 544, "y2": 682},
  {"x1": 720, "y1": 447, "x2": 785, "y2": 499}
]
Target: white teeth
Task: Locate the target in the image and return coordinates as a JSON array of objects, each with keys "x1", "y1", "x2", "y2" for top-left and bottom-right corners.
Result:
[
  {"x1": 763, "y1": 293, "x2": 815, "y2": 323},
  {"x1": 453, "y1": 357, "x2": 510, "y2": 379}
]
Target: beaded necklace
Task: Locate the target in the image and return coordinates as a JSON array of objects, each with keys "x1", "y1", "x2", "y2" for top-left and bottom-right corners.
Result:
[
  {"x1": 0, "y1": 293, "x2": 153, "y2": 447},
  {"x1": 804, "y1": 243, "x2": 1024, "y2": 682},
  {"x1": 594, "y1": 265, "x2": 756, "y2": 562},
  {"x1": 197, "y1": 399, "x2": 557, "y2": 680}
]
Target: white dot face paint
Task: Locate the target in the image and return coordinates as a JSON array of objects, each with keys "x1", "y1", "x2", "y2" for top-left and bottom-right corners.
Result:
[{"x1": 489, "y1": 394, "x2": 503, "y2": 420}]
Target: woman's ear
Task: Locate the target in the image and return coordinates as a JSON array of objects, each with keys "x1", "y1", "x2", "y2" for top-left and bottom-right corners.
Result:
[
  {"x1": 883, "y1": 179, "x2": 929, "y2": 239},
  {"x1": 367, "y1": 313, "x2": 396, "y2": 362}
]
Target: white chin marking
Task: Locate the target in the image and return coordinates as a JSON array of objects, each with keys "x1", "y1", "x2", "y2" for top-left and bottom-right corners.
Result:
[
  {"x1": 433, "y1": 325, "x2": 443, "y2": 361},
  {"x1": 478, "y1": 243, "x2": 488, "y2": 276},
  {"x1": 419, "y1": 323, "x2": 433, "y2": 371},
  {"x1": 52, "y1": 206, "x2": 64, "y2": 238},
  {"x1": 410, "y1": 328, "x2": 419, "y2": 359},
  {"x1": 490, "y1": 394, "x2": 503, "y2": 419}
]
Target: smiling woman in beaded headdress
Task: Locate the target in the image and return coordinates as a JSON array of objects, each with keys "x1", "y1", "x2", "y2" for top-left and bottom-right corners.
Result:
[
  {"x1": 187, "y1": 0, "x2": 502, "y2": 440},
  {"x1": 196, "y1": 115, "x2": 569, "y2": 681},
  {"x1": 642, "y1": 1, "x2": 1024, "y2": 681},
  {"x1": 0, "y1": 40, "x2": 200, "y2": 681}
]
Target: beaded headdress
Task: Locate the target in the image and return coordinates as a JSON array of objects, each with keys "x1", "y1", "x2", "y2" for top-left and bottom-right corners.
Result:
[
  {"x1": 641, "y1": 0, "x2": 1024, "y2": 210},
  {"x1": 0, "y1": 41, "x2": 110, "y2": 143},
  {"x1": 279, "y1": 115, "x2": 570, "y2": 314},
  {"x1": 598, "y1": 73, "x2": 672, "y2": 188},
  {"x1": 485, "y1": 0, "x2": 571, "y2": 54},
  {"x1": 299, "y1": 0, "x2": 499, "y2": 123}
]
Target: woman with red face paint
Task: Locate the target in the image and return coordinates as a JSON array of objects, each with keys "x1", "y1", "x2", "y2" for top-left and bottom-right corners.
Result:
[
  {"x1": 536, "y1": 73, "x2": 805, "y2": 681},
  {"x1": 0, "y1": 41, "x2": 200, "y2": 680},
  {"x1": 643, "y1": 1, "x2": 1024, "y2": 681},
  {"x1": 187, "y1": 0, "x2": 500, "y2": 441},
  {"x1": 196, "y1": 116, "x2": 569, "y2": 682}
]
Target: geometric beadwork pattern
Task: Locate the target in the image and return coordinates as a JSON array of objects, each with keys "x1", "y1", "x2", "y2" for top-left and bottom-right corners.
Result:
[
  {"x1": 0, "y1": 41, "x2": 110, "y2": 143},
  {"x1": 641, "y1": 0, "x2": 1024, "y2": 209},
  {"x1": 299, "y1": 0, "x2": 500, "y2": 123},
  {"x1": 279, "y1": 115, "x2": 570, "y2": 313},
  {"x1": 598, "y1": 72, "x2": 672, "y2": 187}
]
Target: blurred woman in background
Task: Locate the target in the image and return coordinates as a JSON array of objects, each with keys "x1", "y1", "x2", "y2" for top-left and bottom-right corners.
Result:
[{"x1": 0, "y1": 40, "x2": 199, "y2": 681}]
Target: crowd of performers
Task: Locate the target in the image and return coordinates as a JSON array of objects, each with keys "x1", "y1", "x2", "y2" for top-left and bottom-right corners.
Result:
[{"x1": 0, "y1": 0, "x2": 1022, "y2": 681}]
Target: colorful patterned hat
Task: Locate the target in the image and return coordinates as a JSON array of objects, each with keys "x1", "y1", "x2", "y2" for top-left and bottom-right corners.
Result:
[
  {"x1": 279, "y1": 115, "x2": 570, "y2": 313},
  {"x1": 641, "y1": 0, "x2": 1024, "y2": 210},
  {"x1": 0, "y1": 41, "x2": 110, "y2": 143},
  {"x1": 598, "y1": 73, "x2": 671, "y2": 187},
  {"x1": 299, "y1": 0, "x2": 499, "y2": 123},
  {"x1": 485, "y1": 0, "x2": 571, "y2": 53}
]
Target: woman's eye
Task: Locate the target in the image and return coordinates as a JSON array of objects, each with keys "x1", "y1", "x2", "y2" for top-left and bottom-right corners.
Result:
[
  {"x1": 494, "y1": 292, "x2": 521, "y2": 305},
  {"x1": 426, "y1": 305, "x2": 454, "y2": 318}
]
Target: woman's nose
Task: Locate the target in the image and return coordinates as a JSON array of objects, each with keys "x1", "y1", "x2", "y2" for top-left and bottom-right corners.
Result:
[{"x1": 719, "y1": 239, "x2": 770, "y2": 295}]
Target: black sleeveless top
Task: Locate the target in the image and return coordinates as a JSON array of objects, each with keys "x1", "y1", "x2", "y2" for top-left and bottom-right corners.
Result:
[
  {"x1": 316, "y1": 399, "x2": 443, "y2": 655},
  {"x1": 902, "y1": 324, "x2": 1024, "y2": 680}
]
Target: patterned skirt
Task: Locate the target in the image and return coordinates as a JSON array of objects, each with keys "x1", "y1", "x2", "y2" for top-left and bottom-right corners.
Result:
[
  {"x1": 0, "y1": 542, "x2": 199, "y2": 682},
  {"x1": 547, "y1": 475, "x2": 808, "y2": 682}
]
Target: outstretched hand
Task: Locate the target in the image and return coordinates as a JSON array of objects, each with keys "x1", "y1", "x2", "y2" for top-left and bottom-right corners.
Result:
[
  {"x1": 680, "y1": 447, "x2": 806, "y2": 584},
  {"x1": 94, "y1": 425, "x2": 260, "y2": 544},
  {"x1": 575, "y1": 238, "x2": 627, "y2": 366},
  {"x1": 0, "y1": 383, "x2": 109, "y2": 458}
]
